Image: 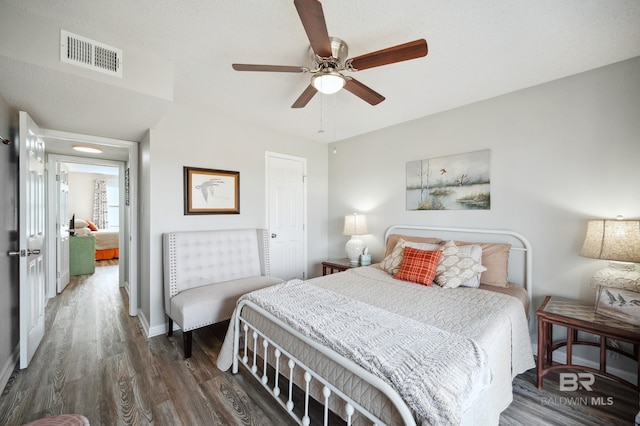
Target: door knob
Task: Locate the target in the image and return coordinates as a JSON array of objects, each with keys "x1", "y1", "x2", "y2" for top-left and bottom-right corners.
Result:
[
  {"x1": 271, "y1": 233, "x2": 277, "y2": 238},
  {"x1": 8, "y1": 249, "x2": 40, "y2": 257}
]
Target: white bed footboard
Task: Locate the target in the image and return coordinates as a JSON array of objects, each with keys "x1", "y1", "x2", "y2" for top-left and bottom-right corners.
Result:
[{"x1": 232, "y1": 300, "x2": 417, "y2": 426}]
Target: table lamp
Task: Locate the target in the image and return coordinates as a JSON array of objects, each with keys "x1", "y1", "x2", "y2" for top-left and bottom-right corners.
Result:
[
  {"x1": 580, "y1": 218, "x2": 640, "y2": 291},
  {"x1": 343, "y1": 213, "x2": 369, "y2": 265}
]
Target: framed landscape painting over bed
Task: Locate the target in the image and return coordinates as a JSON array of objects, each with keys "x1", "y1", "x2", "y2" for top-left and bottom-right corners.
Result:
[
  {"x1": 406, "y1": 149, "x2": 491, "y2": 210},
  {"x1": 184, "y1": 166, "x2": 240, "y2": 215}
]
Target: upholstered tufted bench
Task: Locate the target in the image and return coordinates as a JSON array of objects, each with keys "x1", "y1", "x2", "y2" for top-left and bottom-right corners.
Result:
[{"x1": 163, "y1": 228, "x2": 284, "y2": 358}]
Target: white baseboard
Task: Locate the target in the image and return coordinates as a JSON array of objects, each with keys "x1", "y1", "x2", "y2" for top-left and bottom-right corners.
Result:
[
  {"x1": 531, "y1": 343, "x2": 637, "y2": 385},
  {"x1": 0, "y1": 345, "x2": 19, "y2": 393},
  {"x1": 137, "y1": 310, "x2": 181, "y2": 338},
  {"x1": 137, "y1": 310, "x2": 151, "y2": 337}
]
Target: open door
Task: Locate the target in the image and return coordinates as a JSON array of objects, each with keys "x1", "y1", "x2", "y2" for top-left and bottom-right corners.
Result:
[
  {"x1": 56, "y1": 162, "x2": 70, "y2": 293},
  {"x1": 13, "y1": 111, "x2": 46, "y2": 369}
]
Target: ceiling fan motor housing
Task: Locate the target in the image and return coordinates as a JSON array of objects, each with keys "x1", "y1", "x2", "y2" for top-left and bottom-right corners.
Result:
[{"x1": 310, "y1": 37, "x2": 349, "y2": 70}]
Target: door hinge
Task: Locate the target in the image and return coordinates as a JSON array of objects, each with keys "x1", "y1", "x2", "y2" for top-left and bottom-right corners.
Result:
[
  {"x1": 302, "y1": 271, "x2": 306, "y2": 279},
  {"x1": 56, "y1": 174, "x2": 60, "y2": 181},
  {"x1": 56, "y1": 272, "x2": 61, "y2": 278}
]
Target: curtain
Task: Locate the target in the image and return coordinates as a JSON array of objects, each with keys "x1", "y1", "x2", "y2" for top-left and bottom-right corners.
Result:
[{"x1": 93, "y1": 179, "x2": 109, "y2": 229}]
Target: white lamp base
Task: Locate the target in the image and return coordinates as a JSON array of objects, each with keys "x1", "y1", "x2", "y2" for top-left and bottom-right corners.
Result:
[
  {"x1": 345, "y1": 236, "x2": 364, "y2": 265},
  {"x1": 591, "y1": 261, "x2": 640, "y2": 292}
]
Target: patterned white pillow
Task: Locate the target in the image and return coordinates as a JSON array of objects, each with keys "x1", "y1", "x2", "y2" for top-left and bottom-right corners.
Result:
[
  {"x1": 379, "y1": 239, "x2": 441, "y2": 275},
  {"x1": 434, "y1": 241, "x2": 487, "y2": 288}
]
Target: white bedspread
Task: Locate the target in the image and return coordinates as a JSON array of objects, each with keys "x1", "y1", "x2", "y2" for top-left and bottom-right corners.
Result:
[
  {"x1": 241, "y1": 279, "x2": 491, "y2": 425},
  {"x1": 92, "y1": 230, "x2": 119, "y2": 250},
  {"x1": 218, "y1": 266, "x2": 535, "y2": 424}
]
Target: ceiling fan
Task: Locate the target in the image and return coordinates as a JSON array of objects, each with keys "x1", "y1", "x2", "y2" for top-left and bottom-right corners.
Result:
[{"x1": 232, "y1": 0, "x2": 428, "y2": 108}]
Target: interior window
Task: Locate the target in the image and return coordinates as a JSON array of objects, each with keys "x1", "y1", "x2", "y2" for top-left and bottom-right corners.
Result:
[{"x1": 106, "y1": 180, "x2": 119, "y2": 229}]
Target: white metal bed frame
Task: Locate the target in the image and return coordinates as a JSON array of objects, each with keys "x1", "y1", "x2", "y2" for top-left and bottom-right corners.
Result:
[{"x1": 231, "y1": 225, "x2": 533, "y2": 425}]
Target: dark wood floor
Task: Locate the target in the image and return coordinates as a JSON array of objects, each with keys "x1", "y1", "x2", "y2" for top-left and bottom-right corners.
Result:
[{"x1": 0, "y1": 261, "x2": 637, "y2": 425}]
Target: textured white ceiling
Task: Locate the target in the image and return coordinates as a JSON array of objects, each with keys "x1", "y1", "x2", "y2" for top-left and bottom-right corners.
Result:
[{"x1": 1, "y1": 0, "x2": 640, "y2": 143}]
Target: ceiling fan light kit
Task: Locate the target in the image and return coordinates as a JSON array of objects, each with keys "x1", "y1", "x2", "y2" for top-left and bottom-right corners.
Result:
[
  {"x1": 232, "y1": 0, "x2": 428, "y2": 108},
  {"x1": 312, "y1": 71, "x2": 345, "y2": 94}
]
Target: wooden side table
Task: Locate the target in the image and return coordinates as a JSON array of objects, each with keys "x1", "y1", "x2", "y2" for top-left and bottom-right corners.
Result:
[
  {"x1": 536, "y1": 295, "x2": 640, "y2": 392},
  {"x1": 322, "y1": 258, "x2": 358, "y2": 276}
]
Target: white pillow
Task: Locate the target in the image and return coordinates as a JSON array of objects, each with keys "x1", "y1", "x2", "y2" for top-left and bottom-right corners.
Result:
[
  {"x1": 379, "y1": 239, "x2": 441, "y2": 275},
  {"x1": 74, "y1": 219, "x2": 88, "y2": 229},
  {"x1": 434, "y1": 241, "x2": 486, "y2": 288}
]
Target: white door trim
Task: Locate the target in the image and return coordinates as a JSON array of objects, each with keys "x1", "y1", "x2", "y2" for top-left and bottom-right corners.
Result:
[
  {"x1": 265, "y1": 151, "x2": 307, "y2": 279},
  {"x1": 42, "y1": 129, "x2": 138, "y2": 316}
]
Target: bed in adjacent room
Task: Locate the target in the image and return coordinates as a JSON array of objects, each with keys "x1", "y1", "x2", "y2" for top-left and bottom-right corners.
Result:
[
  {"x1": 74, "y1": 219, "x2": 119, "y2": 260},
  {"x1": 217, "y1": 225, "x2": 535, "y2": 426}
]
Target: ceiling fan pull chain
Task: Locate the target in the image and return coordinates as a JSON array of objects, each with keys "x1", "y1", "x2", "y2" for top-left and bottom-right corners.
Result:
[{"x1": 318, "y1": 92, "x2": 324, "y2": 133}]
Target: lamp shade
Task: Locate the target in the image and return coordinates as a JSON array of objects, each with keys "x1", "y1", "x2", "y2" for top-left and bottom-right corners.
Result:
[
  {"x1": 580, "y1": 219, "x2": 640, "y2": 263},
  {"x1": 343, "y1": 214, "x2": 369, "y2": 236}
]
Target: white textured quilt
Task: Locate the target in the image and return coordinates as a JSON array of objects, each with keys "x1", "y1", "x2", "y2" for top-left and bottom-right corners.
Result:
[
  {"x1": 241, "y1": 279, "x2": 491, "y2": 425},
  {"x1": 218, "y1": 266, "x2": 535, "y2": 425}
]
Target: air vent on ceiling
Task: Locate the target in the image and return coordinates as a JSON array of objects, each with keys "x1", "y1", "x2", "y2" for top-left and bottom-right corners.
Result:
[{"x1": 60, "y1": 30, "x2": 123, "y2": 78}]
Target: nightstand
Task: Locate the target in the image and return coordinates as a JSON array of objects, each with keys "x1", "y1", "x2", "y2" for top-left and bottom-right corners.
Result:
[
  {"x1": 322, "y1": 258, "x2": 358, "y2": 276},
  {"x1": 536, "y1": 295, "x2": 640, "y2": 392},
  {"x1": 69, "y1": 235, "x2": 96, "y2": 275}
]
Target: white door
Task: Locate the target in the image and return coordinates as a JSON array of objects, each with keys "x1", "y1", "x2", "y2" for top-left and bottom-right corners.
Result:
[
  {"x1": 266, "y1": 152, "x2": 306, "y2": 280},
  {"x1": 56, "y1": 162, "x2": 70, "y2": 293},
  {"x1": 17, "y1": 111, "x2": 46, "y2": 369}
]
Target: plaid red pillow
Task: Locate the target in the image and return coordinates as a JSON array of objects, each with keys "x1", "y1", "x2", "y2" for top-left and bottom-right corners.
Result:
[{"x1": 394, "y1": 246, "x2": 442, "y2": 286}]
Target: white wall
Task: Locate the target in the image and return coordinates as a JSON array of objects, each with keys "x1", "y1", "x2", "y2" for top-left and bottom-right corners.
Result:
[
  {"x1": 0, "y1": 93, "x2": 18, "y2": 391},
  {"x1": 328, "y1": 57, "x2": 640, "y2": 315},
  {"x1": 139, "y1": 103, "x2": 328, "y2": 334},
  {"x1": 67, "y1": 172, "x2": 117, "y2": 223}
]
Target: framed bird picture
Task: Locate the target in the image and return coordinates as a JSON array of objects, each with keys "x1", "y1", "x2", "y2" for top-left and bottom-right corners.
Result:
[
  {"x1": 594, "y1": 285, "x2": 640, "y2": 326},
  {"x1": 183, "y1": 166, "x2": 240, "y2": 215}
]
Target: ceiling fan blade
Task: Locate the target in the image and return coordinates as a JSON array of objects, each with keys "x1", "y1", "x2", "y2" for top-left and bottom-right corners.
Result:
[
  {"x1": 343, "y1": 78, "x2": 385, "y2": 106},
  {"x1": 294, "y1": 0, "x2": 332, "y2": 57},
  {"x1": 291, "y1": 85, "x2": 318, "y2": 108},
  {"x1": 347, "y1": 39, "x2": 428, "y2": 71},
  {"x1": 232, "y1": 64, "x2": 307, "y2": 73}
]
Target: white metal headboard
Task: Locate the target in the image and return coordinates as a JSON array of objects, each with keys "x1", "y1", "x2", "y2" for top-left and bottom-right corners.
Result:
[{"x1": 384, "y1": 225, "x2": 533, "y2": 313}]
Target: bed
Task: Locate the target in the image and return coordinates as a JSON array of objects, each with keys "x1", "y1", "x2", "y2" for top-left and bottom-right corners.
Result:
[
  {"x1": 217, "y1": 225, "x2": 535, "y2": 425},
  {"x1": 73, "y1": 219, "x2": 119, "y2": 260},
  {"x1": 92, "y1": 229, "x2": 119, "y2": 260}
]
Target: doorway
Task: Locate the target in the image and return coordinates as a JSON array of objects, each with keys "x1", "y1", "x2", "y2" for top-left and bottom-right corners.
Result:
[
  {"x1": 51, "y1": 159, "x2": 121, "y2": 294},
  {"x1": 43, "y1": 129, "x2": 138, "y2": 317}
]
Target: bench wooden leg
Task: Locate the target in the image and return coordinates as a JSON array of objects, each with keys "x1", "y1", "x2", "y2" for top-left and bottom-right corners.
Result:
[
  {"x1": 183, "y1": 330, "x2": 192, "y2": 358},
  {"x1": 167, "y1": 318, "x2": 173, "y2": 336}
]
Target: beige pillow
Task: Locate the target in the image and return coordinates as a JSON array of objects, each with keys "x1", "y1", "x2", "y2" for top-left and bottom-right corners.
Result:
[
  {"x1": 434, "y1": 241, "x2": 487, "y2": 288},
  {"x1": 74, "y1": 219, "x2": 88, "y2": 229},
  {"x1": 384, "y1": 234, "x2": 443, "y2": 257},
  {"x1": 454, "y1": 241, "x2": 511, "y2": 287},
  {"x1": 74, "y1": 227, "x2": 92, "y2": 236},
  {"x1": 380, "y1": 239, "x2": 441, "y2": 275}
]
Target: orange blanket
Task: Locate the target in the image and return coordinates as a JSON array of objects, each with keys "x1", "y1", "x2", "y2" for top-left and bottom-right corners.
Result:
[{"x1": 96, "y1": 248, "x2": 119, "y2": 260}]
